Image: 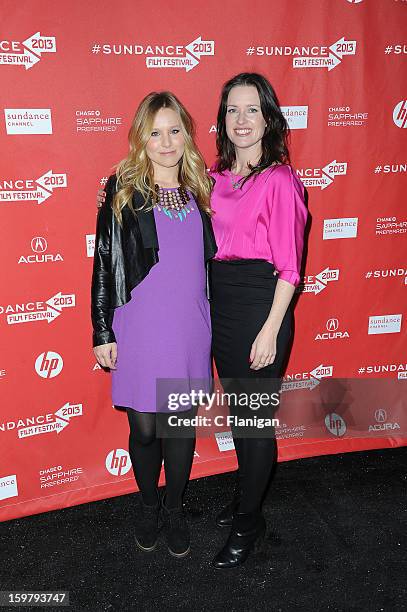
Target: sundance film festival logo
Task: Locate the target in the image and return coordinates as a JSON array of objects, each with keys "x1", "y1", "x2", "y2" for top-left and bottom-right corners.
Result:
[
  {"x1": 18, "y1": 237, "x2": 63, "y2": 264},
  {"x1": 357, "y1": 362, "x2": 407, "y2": 379},
  {"x1": 91, "y1": 35, "x2": 215, "y2": 72},
  {"x1": 0, "y1": 171, "x2": 67, "y2": 204},
  {"x1": 35, "y1": 351, "x2": 64, "y2": 379},
  {"x1": 364, "y1": 267, "x2": 407, "y2": 283},
  {"x1": 4, "y1": 109, "x2": 52, "y2": 134},
  {"x1": 246, "y1": 36, "x2": 357, "y2": 71},
  {"x1": 299, "y1": 267, "x2": 340, "y2": 295},
  {"x1": 1, "y1": 403, "x2": 83, "y2": 438},
  {"x1": 373, "y1": 163, "x2": 406, "y2": 175},
  {"x1": 315, "y1": 318, "x2": 350, "y2": 341},
  {"x1": 282, "y1": 364, "x2": 334, "y2": 391},
  {"x1": 0, "y1": 32, "x2": 56, "y2": 69},
  {"x1": 2, "y1": 292, "x2": 75, "y2": 325},
  {"x1": 297, "y1": 161, "x2": 347, "y2": 189},
  {"x1": 105, "y1": 449, "x2": 132, "y2": 476},
  {"x1": 393, "y1": 100, "x2": 407, "y2": 128},
  {"x1": 384, "y1": 44, "x2": 407, "y2": 56}
]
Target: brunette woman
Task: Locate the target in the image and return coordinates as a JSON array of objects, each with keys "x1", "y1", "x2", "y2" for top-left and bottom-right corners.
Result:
[{"x1": 209, "y1": 73, "x2": 308, "y2": 569}]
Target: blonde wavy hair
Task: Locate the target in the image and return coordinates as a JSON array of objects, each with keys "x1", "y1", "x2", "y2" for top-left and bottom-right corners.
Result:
[{"x1": 113, "y1": 91, "x2": 212, "y2": 222}]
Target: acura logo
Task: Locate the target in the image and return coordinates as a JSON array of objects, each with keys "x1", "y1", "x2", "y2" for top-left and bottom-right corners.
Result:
[
  {"x1": 31, "y1": 237, "x2": 47, "y2": 253},
  {"x1": 375, "y1": 409, "x2": 387, "y2": 423},
  {"x1": 326, "y1": 318, "x2": 339, "y2": 332}
]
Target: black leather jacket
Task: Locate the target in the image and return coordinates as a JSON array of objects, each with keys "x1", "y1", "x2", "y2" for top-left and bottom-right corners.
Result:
[{"x1": 91, "y1": 174, "x2": 217, "y2": 347}]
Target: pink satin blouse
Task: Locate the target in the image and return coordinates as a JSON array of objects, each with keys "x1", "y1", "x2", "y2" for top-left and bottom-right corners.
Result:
[{"x1": 209, "y1": 164, "x2": 308, "y2": 287}]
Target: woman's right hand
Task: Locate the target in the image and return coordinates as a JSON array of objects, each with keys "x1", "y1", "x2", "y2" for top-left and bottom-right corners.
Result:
[
  {"x1": 97, "y1": 189, "x2": 106, "y2": 209},
  {"x1": 93, "y1": 342, "x2": 117, "y2": 369}
]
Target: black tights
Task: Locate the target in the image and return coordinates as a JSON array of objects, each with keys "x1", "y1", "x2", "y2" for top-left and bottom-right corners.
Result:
[
  {"x1": 232, "y1": 432, "x2": 277, "y2": 513},
  {"x1": 125, "y1": 407, "x2": 196, "y2": 509}
]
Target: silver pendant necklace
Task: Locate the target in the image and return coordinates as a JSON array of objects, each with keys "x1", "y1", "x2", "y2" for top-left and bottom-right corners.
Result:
[{"x1": 229, "y1": 168, "x2": 247, "y2": 190}]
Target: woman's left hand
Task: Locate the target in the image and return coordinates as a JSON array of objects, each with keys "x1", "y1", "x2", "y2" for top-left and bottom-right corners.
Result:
[{"x1": 249, "y1": 324, "x2": 278, "y2": 370}]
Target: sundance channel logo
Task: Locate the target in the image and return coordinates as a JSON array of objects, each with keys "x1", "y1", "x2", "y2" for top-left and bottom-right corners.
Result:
[
  {"x1": 4, "y1": 109, "x2": 52, "y2": 134},
  {"x1": 280, "y1": 106, "x2": 308, "y2": 129},
  {"x1": 209, "y1": 106, "x2": 308, "y2": 134},
  {"x1": 368, "y1": 314, "x2": 402, "y2": 335},
  {"x1": 86, "y1": 234, "x2": 95, "y2": 257},
  {"x1": 0, "y1": 474, "x2": 18, "y2": 501},
  {"x1": 91, "y1": 35, "x2": 215, "y2": 72},
  {"x1": 323, "y1": 217, "x2": 358, "y2": 240}
]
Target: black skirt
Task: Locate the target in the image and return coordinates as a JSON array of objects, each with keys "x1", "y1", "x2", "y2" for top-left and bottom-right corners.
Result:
[{"x1": 210, "y1": 259, "x2": 293, "y2": 399}]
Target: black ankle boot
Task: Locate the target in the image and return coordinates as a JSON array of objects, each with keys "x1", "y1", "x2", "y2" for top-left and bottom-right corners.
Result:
[
  {"x1": 215, "y1": 472, "x2": 242, "y2": 528},
  {"x1": 162, "y1": 495, "x2": 190, "y2": 558},
  {"x1": 134, "y1": 494, "x2": 160, "y2": 552},
  {"x1": 215, "y1": 492, "x2": 240, "y2": 528},
  {"x1": 212, "y1": 510, "x2": 266, "y2": 569}
]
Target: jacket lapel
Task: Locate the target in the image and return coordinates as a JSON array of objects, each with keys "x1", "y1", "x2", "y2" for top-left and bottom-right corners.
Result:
[
  {"x1": 198, "y1": 207, "x2": 218, "y2": 262},
  {"x1": 132, "y1": 190, "x2": 159, "y2": 249}
]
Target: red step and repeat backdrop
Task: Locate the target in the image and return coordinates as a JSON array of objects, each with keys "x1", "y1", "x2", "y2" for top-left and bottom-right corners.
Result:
[{"x1": 1, "y1": 0, "x2": 406, "y2": 521}]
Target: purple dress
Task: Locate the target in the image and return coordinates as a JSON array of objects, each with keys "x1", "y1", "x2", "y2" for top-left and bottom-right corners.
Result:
[{"x1": 111, "y1": 191, "x2": 211, "y2": 412}]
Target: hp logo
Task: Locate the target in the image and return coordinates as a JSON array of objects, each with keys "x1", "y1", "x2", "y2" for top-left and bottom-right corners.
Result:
[
  {"x1": 325, "y1": 413, "x2": 346, "y2": 437},
  {"x1": 105, "y1": 449, "x2": 132, "y2": 476},
  {"x1": 393, "y1": 100, "x2": 407, "y2": 129},
  {"x1": 35, "y1": 351, "x2": 63, "y2": 379}
]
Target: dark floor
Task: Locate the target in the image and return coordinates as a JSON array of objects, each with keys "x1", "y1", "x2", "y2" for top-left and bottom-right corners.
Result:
[{"x1": 1, "y1": 447, "x2": 406, "y2": 612}]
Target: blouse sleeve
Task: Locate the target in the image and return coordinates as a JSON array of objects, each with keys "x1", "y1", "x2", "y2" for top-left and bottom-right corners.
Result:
[{"x1": 267, "y1": 165, "x2": 308, "y2": 287}]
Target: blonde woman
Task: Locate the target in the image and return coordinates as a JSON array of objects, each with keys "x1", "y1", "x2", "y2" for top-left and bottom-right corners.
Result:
[{"x1": 91, "y1": 92, "x2": 217, "y2": 558}]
